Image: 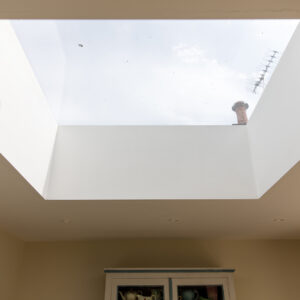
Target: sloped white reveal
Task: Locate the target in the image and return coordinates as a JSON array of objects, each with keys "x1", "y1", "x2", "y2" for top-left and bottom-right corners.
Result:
[
  {"x1": 248, "y1": 24, "x2": 300, "y2": 197},
  {"x1": 0, "y1": 21, "x2": 57, "y2": 195},
  {"x1": 45, "y1": 125, "x2": 257, "y2": 199}
]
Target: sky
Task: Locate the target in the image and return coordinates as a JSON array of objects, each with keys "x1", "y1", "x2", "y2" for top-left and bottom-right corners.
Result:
[{"x1": 10, "y1": 20, "x2": 299, "y2": 125}]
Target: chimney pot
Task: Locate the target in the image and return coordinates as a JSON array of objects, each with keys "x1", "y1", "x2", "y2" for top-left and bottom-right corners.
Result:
[{"x1": 232, "y1": 101, "x2": 249, "y2": 125}]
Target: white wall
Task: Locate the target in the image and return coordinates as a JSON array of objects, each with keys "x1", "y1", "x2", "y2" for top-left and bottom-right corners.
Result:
[
  {"x1": 248, "y1": 24, "x2": 300, "y2": 197},
  {"x1": 0, "y1": 21, "x2": 57, "y2": 195},
  {"x1": 45, "y1": 125, "x2": 257, "y2": 199}
]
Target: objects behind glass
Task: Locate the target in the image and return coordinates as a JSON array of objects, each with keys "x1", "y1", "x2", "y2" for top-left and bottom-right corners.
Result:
[
  {"x1": 178, "y1": 285, "x2": 224, "y2": 300},
  {"x1": 118, "y1": 286, "x2": 164, "y2": 300}
]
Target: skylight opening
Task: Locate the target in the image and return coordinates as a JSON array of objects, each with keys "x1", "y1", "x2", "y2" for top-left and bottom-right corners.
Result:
[{"x1": 9, "y1": 19, "x2": 299, "y2": 125}]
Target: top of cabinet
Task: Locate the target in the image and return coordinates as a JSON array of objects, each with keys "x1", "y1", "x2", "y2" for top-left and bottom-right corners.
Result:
[{"x1": 104, "y1": 268, "x2": 235, "y2": 274}]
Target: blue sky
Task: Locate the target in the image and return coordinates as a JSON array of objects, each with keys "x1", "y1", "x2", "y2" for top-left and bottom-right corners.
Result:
[{"x1": 11, "y1": 20, "x2": 299, "y2": 124}]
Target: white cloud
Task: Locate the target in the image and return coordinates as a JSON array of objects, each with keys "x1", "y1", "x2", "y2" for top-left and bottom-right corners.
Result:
[{"x1": 173, "y1": 44, "x2": 207, "y2": 64}]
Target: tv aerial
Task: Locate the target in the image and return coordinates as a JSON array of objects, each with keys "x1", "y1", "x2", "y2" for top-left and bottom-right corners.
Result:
[{"x1": 253, "y1": 50, "x2": 279, "y2": 94}]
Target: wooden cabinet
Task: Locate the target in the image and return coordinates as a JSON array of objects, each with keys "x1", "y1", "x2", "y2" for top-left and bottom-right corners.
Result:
[{"x1": 104, "y1": 269, "x2": 236, "y2": 300}]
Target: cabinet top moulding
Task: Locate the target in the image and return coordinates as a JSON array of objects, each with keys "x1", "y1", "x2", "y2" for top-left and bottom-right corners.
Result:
[{"x1": 104, "y1": 268, "x2": 235, "y2": 273}]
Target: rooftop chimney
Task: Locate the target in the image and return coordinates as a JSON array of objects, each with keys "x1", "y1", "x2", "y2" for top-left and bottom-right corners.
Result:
[{"x1": 232, "y1": 101, "x2": 249, "y2": 125}]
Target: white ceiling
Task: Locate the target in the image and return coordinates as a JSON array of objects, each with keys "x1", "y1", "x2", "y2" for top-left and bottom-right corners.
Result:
[
  {"x1": 1, "y1": 0, "x2": 300, "y2": 242},
  {"x1": 11, "y1": 20, "x2": 298, "y2": 125},
  {"x1": 2, "y1": 153, "x2": 300, "y2": 241}
]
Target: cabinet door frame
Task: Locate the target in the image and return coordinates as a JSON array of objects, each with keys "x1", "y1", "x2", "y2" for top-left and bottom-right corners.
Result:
[
  {"x1": 172, "y1": 276, "x2": 236, "y2": 300},
  {"x1": 105, "y1": 275, "x2": 170, "y2": 300}
]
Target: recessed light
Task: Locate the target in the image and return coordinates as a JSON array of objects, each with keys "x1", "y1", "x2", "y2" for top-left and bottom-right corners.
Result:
[
  {"x1": 61, "y1": 217, "x2": 71, "y2": 224},
  {"x1": 167, "y1": 217, "x2": 182, "y2": 224},
  {"x1": 273, "y1": 218, "x2": 287, "y2": 223}
]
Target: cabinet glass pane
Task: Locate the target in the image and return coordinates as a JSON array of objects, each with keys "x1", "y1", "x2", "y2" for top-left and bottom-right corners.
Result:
[
  {"x1": 118, "y1": 286, "x2": 164, "y2": 300},
  {"x1": 178, "y1": 285, "x2": 224, "y2": 300}
]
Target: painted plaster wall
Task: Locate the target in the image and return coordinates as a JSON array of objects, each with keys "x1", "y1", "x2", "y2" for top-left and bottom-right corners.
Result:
[
  {"x1": 15, "y1": 239, "x2": 300, "y2": 300},
  {"x1": 0, "y1": 229, "x2": 24, "y2": 300}
]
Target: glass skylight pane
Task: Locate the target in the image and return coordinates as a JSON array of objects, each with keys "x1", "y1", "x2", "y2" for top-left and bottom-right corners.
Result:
[{"x1": 10, "y1": 20, "x2": 298, "y2": 125}]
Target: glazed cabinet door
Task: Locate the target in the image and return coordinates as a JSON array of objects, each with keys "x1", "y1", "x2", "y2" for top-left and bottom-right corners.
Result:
[
  {"x1": 105, "y1": 277, "x2": 170, "y2": 300},
  {"x1": 172, "y1": 276, "x2": 235, "y2": 300}
]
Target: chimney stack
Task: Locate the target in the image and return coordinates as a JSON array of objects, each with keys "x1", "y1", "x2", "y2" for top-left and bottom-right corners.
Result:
[{"x1": 232, "y1": 101, "x2": 249, "y2": 125}]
